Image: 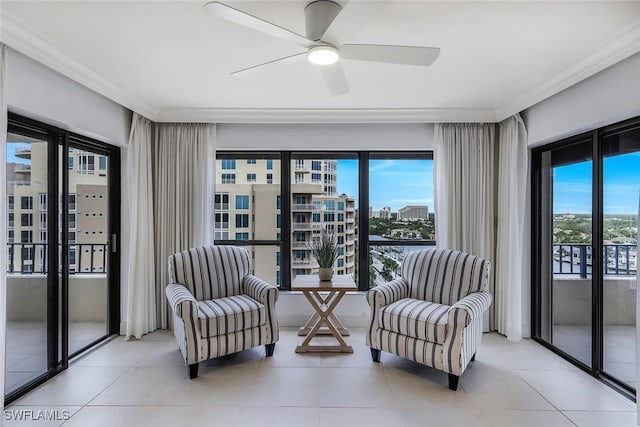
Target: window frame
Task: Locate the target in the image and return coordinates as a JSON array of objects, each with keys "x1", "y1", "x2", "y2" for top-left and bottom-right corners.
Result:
[{"x1": 215, "y1": 151, "x2": 434, "y2": 291}]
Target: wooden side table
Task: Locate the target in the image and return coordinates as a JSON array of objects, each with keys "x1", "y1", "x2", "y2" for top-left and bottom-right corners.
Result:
[{"x1": 291, "y1": 274, "x2": 356, "y2": 353}]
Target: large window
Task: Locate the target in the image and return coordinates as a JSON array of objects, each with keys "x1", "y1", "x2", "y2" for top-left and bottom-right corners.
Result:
[
  {"x1": 215, "y1": 151, "x2": 434, "y2": 290},
  {"x1": 532, "y1": 116, "x2": 640, "y2": 399}
]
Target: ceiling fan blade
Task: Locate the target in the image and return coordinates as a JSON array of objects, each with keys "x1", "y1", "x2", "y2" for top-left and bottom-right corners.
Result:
[
  {"x1": 341, "y1": 44, "x2": 440, "y2": 66},
  {"x1": 320, "y1": 0, "x2": 390, "y2": 47},
  {"x1": 231, "y1": 52, "x2": 307, "y2": 75},
  {"x1": 320, "y1": 62, "x2": 350, "y2": 97},
  {"x1": 203, "y1": 1, "x2": 313, "y2": 49}
]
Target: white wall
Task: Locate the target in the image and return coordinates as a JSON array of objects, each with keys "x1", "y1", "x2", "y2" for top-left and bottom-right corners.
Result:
[
  {"x1": 521, "y1": 53, "x2": 640, "y2": 339},
  {"x1": 4, "y1": 46, "x2": 133, "y2": 337},
  {"x1": 217, "y1": 123, "x2": 435, "y2": 151},
  {"x1": 524, "y1": 52, "x2": 640, "y2": 147}
]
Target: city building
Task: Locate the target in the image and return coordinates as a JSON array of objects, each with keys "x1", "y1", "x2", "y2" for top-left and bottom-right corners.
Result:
[
  {"x1": 397, "y1": 205, "x2": 428, "y2": 221},
  {"x1": 370, "y1": 206, "x2": 391, "y2": 219},
  {"x1": 7, "y1": 141, "x2": 109, "y2": 274}
]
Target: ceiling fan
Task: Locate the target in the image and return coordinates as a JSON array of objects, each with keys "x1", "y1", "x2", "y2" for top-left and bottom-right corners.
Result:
[{"x1": 203, "y1": 0, "x2": 440, "y2": 96}]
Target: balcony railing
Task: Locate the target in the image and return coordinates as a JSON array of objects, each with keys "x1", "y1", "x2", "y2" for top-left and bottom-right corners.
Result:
[
  {"x1": 292, "y1": 204, "x2": 320, "y2": 211},
  {"x1": 6, "y1": 242, "x2": 109, "y2": 274},
  {"x1": 292, "y1": 223, "x2": 322, "y2": 231},
  {"x1": 554, "y1": 243, "x2": 636, "y2": 277}
]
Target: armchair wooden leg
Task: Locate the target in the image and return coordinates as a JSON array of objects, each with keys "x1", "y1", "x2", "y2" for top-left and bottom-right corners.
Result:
[
  {"x1": 370, "y1": 348, "x2": 381, "y2": 362},
  {"x1": 188, "y1": 363, "x2": 199, "y2": 379},
  {"x1": 448, "y1": 373, "x2": 459, "y2": 391},
  {"x1": 265, "y1": 343, "x2": 276, "y2": 357},
  {"x1": 471, "y1": 352, "x2": 476, "y2": 362}
]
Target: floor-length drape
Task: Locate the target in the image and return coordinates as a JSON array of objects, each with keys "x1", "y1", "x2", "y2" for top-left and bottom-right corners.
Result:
[
  {"x1": 495, "y1": 114, "x2": 528, "y2": 341},
  {"x1": 0, "y1": 43, "x2": 9, "y2": 411},
  {"x1": 153, "y1": 123, "x2": 215, "y2": 329},
  {"x1": 125, "y1": 113, "x2": 156, "y2": 340},
  {"x1": 434, "y1": 123, "x2": 496, "y2": 330}
]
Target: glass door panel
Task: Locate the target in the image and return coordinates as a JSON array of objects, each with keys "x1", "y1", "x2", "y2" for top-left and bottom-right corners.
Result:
[
  {"x1": 602, "y1": 129, "x2": 640, "y2": 388},
  {"x1": 66, "y1": 147, "x2": 110, "y2": 356},
  {"x1": 4, "y1": 133, "x2": 49, "y2": 395},
  {"x1": 539, "y1": 139, "x2": 594, "y2": 367}
]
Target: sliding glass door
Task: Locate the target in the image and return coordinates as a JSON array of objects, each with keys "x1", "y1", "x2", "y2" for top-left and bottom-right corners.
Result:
[
  {"x1": 5, "y1": 131, "x2": 50, "y2": 396},
  {"x1": 601, "y1": 126, "x2": 640, "y2": 389},
  {"x1": 533, "y1": 116, "x2": 640, "y2": 397},
  {"x1": 4, "y1": 114, "x2": 120, "y2": 403},
  {"x1": 536, "y1": 137, "x2": 594, "y2": 367}
]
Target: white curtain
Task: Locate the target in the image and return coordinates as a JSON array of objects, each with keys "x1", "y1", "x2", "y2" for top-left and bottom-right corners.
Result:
[
  {"x1": 125, "y1": 113, "x2": 156, "y2": 340},
  {"x1": 434, "y1": 123, "x2": 496, "y2": 329},
  {"x1": 154, "y1": 122, "x2": 215, "y2": 329},
  {"x1": 495, "y1": 114, "x2": 528, "y2": 341},
  {"x1": 0, "y1": 43, "x2": 8, "y2": 412}
]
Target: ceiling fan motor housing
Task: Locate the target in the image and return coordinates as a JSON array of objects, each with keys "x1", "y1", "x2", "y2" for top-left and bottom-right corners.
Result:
[{"x1": 304, "y1": 0, "x2": 341, "y2": 42}]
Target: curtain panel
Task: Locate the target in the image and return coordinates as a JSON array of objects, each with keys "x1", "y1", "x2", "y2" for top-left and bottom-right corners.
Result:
[
  {"x1": 434, "y1": 122, "x2": 496, "y2": 273},
  {"x1": 153, "y1": 122, "x2": 215, "y2": 329},
  {"x1": 125, "y1": 113, "x2": 156, "y2": 340},
  {"x1": 434, "y1": 117, "x2": 528, "y2": 338},
  {"x1": 0, "y1": 43, "x2": 8, "y2": 409},
  {"x1": 495, "y1": 115, "x2": 528, "y2": 341}
]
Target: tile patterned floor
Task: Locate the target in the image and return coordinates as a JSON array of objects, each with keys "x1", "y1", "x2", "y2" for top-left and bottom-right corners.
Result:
[
  {"x1": 5, "y1": 322, "x2": 107, "y2": 396},
  {"x1": 4, "y1": 328, "x2": 637, "y2": 427}
]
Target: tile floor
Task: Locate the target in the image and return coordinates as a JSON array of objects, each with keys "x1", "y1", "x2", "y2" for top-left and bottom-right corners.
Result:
[
  {"x1": 554, "y1": 324, "x2": 636, "y2": 388},
  {"x1": 5, "y1": 328, "x2": 638, "y2": 427},
  {"x1": 5, "y1": 322, "x2": 107, "y2": 395}
]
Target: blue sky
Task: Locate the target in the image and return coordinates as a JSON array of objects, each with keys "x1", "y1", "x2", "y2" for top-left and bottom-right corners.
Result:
[
  {"x1": 553, "y1": 152, "x2": 640, "y2": 215},
  {"x1": 7, "y1": 143, "x2": 31, "y2": 165},
  {"x1": 337, "y1": 159, "x2": 434, "y2": 213}
]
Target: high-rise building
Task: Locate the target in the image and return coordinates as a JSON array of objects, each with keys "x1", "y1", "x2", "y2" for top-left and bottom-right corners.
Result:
[
  {"x1": 397, "y1": 205, "x2": 428, "y2": 220},
  {"x1": 215, "y1": 158, "x2": 356, "y2": 287},
  {"x1": 7, "y1": 141, "x2": 109, "y2": 274}
]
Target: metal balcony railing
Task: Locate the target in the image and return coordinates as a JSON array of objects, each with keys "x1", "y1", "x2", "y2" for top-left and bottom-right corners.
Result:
[
  {"x1": 6, "y1": 242, "x2": 109, "y2": 274},
  {"x1": 554, "y1": 243, "x2": 636, "y2": 277}
]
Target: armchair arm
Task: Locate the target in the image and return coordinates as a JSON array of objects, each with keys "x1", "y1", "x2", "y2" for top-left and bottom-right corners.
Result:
[
  {"x1": 366, "y1": 277, "x2": 410, "y2": 309},
  {"x1": 366, "y1": 278, "x2": 409, "y2": 349},
  {"x1": 242, "y1": 275, "x2": 279, "y2": 344},
  {"x1": 443, "y1": 290, "x2": 492, "y2": 376},
  {"x1": 447, "y1": 290, "x2": 492, "y2": 327},
  {"x1": 166, "y1": 283, "x2": 202, "y2": 365},
  {"x1": 166, "y1": 283, "x2": 198, "y2": 318},
  {"x1": 242, "y1": 275, "x2": 279, "y2": 306}
]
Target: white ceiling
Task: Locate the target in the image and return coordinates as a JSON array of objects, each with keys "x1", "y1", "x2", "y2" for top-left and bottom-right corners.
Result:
[{"x1": 2, "y1": 1, "x2": 640, "y2": 123}]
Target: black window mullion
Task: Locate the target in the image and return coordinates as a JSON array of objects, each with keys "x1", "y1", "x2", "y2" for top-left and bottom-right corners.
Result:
[
  {"x1": 281, "y1": 152, "x2": 292, "y2": 290},
  {"x1": 358, "y1": 152, "x2": 369, "y2": 291},
  {"x1": 591, "y1": 129, "x2": 603, "y2": 378},
  {"x1": 46, "y1": 133, "x2": 59, "y2": 372},
  {"x1": 60, "y1": 133, "x2": 70, "y2": 369}
]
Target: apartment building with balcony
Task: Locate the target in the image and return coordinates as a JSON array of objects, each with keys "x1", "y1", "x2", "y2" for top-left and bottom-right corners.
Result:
[
  {"x1": 6, "y1": 141, "x2": 109, "y2": 274},
  {"x1": 215, "y1": 158, "x2": 356, "y2": 287}
]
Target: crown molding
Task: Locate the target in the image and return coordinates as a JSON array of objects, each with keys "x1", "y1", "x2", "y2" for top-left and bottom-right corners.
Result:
[
  {"x1": 495, "y1": 23, "x2": 640, "y2": 122},
  {"x1": 2, "y1": 6, "x2": 639, "y2": 125},
  {"x1": 155, "y1": 107, "x2": 500, "y2": 123},
  {"x1": 0, "y1": 10, "x2": 159, "y2": 121}
]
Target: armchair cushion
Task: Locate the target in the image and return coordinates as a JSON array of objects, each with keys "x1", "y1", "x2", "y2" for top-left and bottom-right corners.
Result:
[
  {"x1": 197, "y1": 295, "x2": 265, "y2": 338},
  {"x1": 379, "y1": 298, "x2": 449, "y2": 344}
]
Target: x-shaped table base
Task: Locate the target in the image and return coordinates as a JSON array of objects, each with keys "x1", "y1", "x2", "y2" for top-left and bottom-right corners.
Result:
[{"x1": 295, "y1": 289, "x2": 354, "y2": 353}]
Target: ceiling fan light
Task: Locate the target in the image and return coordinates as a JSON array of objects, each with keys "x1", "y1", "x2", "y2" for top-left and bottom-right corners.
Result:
[{"x1": 308, "y1": 46, "x2": 340, "y2": 65}]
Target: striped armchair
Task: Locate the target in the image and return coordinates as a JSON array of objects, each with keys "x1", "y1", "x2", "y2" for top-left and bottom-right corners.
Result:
[
  {"x1": 166, "y1": 246, "x2": 279, "y2": 379},
  {"x1": 367, "y1": 248, "x2": 491, "y2": 390}
]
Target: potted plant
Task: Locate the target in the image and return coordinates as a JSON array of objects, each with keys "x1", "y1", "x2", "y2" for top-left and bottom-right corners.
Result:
[{"x1": 310, "y1": 231, "x2": 339, "y2": 281}]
